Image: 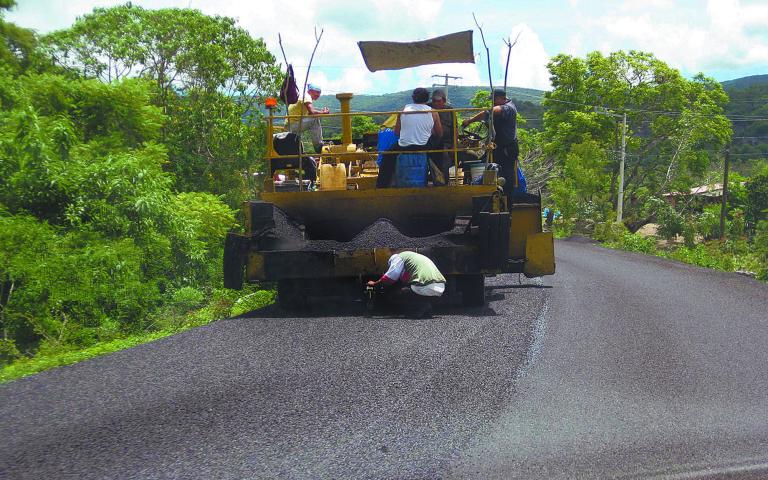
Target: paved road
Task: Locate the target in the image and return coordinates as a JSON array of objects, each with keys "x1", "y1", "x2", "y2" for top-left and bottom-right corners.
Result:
[{"x1": 2, "y1": 238, "x2": 768, "y2": 479}]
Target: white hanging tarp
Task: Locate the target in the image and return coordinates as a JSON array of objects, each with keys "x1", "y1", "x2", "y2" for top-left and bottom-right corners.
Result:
[{"x1": 358, "y1": 30, "x2": 474, "y2": 72}]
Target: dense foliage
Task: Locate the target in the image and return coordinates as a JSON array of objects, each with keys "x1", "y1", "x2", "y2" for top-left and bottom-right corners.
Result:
[
  {"x1": 542, "y1": 51, "x2": 732, "y2": 230},
  {"x1": 536, "y1": 51, "x2": 766, "y2": 278},
  {"x1": 0, "y1": 4, "x2": 278, "y2": 367},
  {"x1": 42, "y1": 3, "x2": 282, "y2": 206}
]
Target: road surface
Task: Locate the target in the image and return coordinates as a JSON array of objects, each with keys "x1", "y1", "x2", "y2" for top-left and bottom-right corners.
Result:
[{"x1": 2, "y1": 238, "x2": 768, "y2": 479}]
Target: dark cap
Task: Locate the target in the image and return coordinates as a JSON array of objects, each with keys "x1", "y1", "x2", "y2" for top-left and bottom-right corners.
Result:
[
  {"x1": 492, "y1": 88, "x2": 507, "y2": 98},
  {"x1": 431, "y1": 88, "x2": 447, "y2": 101}
]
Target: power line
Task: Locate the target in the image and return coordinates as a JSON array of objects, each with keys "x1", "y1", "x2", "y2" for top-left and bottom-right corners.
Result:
[{"x1": 511, "y1": 90, "x2": 768, "y2": 122}]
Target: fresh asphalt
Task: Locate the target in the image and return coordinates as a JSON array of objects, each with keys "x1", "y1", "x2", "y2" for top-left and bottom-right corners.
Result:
[{"x1": 2, "y1": 238, "x2": 768, "y2": 479}]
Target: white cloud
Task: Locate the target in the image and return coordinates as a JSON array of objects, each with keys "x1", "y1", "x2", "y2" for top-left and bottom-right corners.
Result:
[
  {"x1": 496, "y1": 24, "x2": 551, "y2": 90},
  {"x1": 586, "y1": 0, "x2": 768, "y2": 74},
  {"x1": 7, "y1": 0, "x2": 768, "y2": 95}
]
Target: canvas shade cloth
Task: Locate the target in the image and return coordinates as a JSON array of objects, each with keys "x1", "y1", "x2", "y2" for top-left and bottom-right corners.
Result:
[{"x1": 358, "y1": 30, "x2": 474, "y2": 72}]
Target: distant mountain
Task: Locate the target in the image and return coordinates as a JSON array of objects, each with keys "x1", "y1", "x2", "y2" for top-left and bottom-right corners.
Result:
[
  {"x1": 721, "y1": 74, "x2": 768, "y2": 90},
  {"x1": 722, "y1": 75, "x2": 768, "y2": 175},
  {"x1": 313, "y1": 85, "x2": 547, "y2": 131},
  {"x1": 315, "y1": 85, "x2": 545, "y2": 111}
]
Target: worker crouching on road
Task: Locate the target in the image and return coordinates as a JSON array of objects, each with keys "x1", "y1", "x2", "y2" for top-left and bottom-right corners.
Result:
[{"x1": 367, "y1": 251, "x2": 446, "y2": 318}]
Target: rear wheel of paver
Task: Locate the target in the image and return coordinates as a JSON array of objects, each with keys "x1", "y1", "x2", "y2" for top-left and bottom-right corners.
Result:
[
  {"x1": 277, "y1": 279, "x2": 309, "y2": 311},
  {"x1": 458, "y1": 274, "x2": 485, "y2": 306}
]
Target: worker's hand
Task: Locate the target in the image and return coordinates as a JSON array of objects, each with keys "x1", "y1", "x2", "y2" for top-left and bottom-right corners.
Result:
[
  {"x1": 321, "y1": 107, "x2": 329, "y2": 114},
  {"x1": 366, "y1": 280, "x2": 376, "y2": 287}
]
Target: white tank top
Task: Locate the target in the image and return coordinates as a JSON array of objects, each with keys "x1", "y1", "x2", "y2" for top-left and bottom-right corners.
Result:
[{"x1": 398, "y1": 104, "x2": 434, "y2": 147}]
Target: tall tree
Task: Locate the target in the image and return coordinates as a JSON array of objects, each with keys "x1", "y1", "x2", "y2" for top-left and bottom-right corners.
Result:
[
  {"x1": 42, "y1": 4, "x2": 282, "y2": 205},
  {"x1": 543, "y1": 51, "x2": 732, "y2": 228},
  {"x1": 0, "y1": 0, "x2": 37, "y2": 74}
]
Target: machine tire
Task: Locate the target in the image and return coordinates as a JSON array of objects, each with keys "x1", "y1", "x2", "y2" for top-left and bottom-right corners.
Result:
[
  {"x1": 277, "y1": 279, "x2": 309, "y2": 311},
  {"x1": 458, "y1": 274, "x2": 485, "y2": 306},
  {"x1": 223, "y1": 233, "x2": 244, "y2": 290}
]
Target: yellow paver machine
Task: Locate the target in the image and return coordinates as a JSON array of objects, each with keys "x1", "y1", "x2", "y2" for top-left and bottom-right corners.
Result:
[{"x1": 223, "y1": 31, "x2": 554, "y2": 308}]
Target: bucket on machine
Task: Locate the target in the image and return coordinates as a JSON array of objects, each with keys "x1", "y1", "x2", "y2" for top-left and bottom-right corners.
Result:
[{"x1": 394, "y1": 152, "x2": 427, "y2": 187}]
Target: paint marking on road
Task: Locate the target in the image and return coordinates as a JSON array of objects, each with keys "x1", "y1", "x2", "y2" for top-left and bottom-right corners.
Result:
[
  {"x1": 515, "y1": 277, "x2": 548, "y2": 381},
  {"x1": 621, "y1": 455, "x2": 768, "y2": 479}
]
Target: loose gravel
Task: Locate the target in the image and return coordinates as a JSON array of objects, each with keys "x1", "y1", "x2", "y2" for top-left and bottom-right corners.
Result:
[{"x1": 271, "y1": 208, "x2": 466, "y2": 252}]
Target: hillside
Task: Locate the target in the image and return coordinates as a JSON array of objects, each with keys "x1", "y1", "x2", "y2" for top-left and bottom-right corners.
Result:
[
  {"x1": 722, "y1": 74, "x2": 768, "y2": 90},
  {"x1": 284, "y1": 75, "x2": 768, "y2": 157},
  {"x1": 313, "y1": 85, "x2": 546, "y2": 132},
  {"x1": 723, "y1": 75, "x2": 768, "y2": 174}
]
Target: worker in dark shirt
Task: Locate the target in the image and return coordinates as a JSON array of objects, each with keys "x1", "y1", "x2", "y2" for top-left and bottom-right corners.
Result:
[
  {"x1": 462, "y1": 88, "x2": 520, "y2": 200},
  {"x1": 427, "y1": 88, "x2": 456, "y2": 185}
]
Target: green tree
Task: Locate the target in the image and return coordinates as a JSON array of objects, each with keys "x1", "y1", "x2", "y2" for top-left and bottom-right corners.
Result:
[
  {"x1": 0, "y1": 0, "x2": 37, "y2": 74},
  {"x1": 745, "y1": 168, "x2": 768, "y2": 229},
  {"x1": 543, "y1": 51, "x2": 732, "y2": 229},
  {"x1": 0, "y1": 70, "x2": 236, "y2": 356},
  {"x1": 549, "y1": 139, "x2": 611, "y2": 231},
  {"x1": 42, "y1": 4, "x2": 282, "y2": 206},
  {"x1": 351, "y1": 115, "x2": 379, "y2": 138}
]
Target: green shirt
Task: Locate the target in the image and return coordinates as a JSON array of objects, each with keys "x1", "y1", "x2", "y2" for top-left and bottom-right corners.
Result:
[{"x1": 398, "y1": 251, "x2": 446, "y2": 286}]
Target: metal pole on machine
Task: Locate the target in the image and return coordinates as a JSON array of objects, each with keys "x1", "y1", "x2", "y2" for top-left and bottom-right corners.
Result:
[
  {"x1": 502, "y1": 32, "x2": 520, "y2": 189},
  {"x1": 473, "y1": 13, "x2": 495, "y2": 162}
]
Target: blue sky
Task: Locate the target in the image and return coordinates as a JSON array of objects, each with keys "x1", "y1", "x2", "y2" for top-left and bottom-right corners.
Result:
[{"x1": 7, "y1": 0, "x2": 768, "y2": 95}]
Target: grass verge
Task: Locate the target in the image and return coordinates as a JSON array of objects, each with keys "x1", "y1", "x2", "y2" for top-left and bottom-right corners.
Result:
[{"x1": 603, "y1": 231, "x2": 765, "y2": 279}]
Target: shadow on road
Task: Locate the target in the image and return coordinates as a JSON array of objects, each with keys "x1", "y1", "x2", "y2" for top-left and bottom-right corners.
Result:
[
  {"x1": 229, "y1": 301, "x2": 502, "y2": 320},
  {"x1": 488, "y1": 284, "x2": 553, "y2": 290}
]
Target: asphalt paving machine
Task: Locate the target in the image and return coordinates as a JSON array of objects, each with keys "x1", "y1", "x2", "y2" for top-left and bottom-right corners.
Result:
[{"x1": 223, "y1": 31, "x2": 555, "y2": 308}]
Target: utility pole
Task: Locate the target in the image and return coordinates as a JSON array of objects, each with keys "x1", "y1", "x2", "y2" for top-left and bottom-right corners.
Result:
[
  {"x1": 594, "y1": 107, "x2": 628, "y2": 222},
  {"x1": 431, "y1": 73, "x2": 462, "y2": 90},
  {"x1": 720, "y1": 144, "x2": 730, "y2": 240},
  {"x1": 617, "y1": 112, "x2": 627, "y2": 223}
]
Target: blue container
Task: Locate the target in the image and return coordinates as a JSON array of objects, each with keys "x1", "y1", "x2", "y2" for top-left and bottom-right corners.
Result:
[
  {"x1": 513, "y1": 166, "x2": 527, "y2": 194},
  {"x1": 394, "y1": 152, "x2": 427, "y2": 187},
  {"x1": 376, "y1": 129, "x2": 398, "y2": 166}
]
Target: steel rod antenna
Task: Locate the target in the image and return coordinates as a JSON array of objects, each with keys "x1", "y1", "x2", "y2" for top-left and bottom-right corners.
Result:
[
  {"x1": 502, "y1": 32, "x2": 520, "y2": 92},
  {"x1": 472, "y1": 13, "x2": 496, "y2": 151}
]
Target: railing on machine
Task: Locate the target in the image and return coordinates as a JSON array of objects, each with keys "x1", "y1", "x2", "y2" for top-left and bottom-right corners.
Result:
[{"x1": 264, "y1": 97, "x2": 495, "y2": 192}]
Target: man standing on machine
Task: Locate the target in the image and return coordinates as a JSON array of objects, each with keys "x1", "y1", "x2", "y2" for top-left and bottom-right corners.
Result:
[{"x1": 461, "y1": 88, "x2": 521, "y2": 200}]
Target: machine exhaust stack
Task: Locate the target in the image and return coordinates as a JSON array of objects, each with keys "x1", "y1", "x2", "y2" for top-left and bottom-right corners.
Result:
[{"x1": 336, "y1": 92, "x2": 354, "y2": 146}]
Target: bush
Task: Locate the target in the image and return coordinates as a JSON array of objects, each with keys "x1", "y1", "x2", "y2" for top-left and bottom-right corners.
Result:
[
  {"x1": 745, "y1": 170, "x2": 768, "y2": 230},
  {"x1": 656, "y1": 202, "x2": 684, "y2": 241},
  {"x1": 755, "y1": 220, "x2": 768, "y2": 280},
  {"x1": 593, "y1": 221, "x2": 628, "y2": 243},
  {"x1": 682, "y1": 218, "x2": 696, "y2": 248},
  {"x1": 696, "y1": 204, "x2": 721, "y2": 240},
  {"x1": 608, "y1": 232, "x2": 657, "y2": 254},
  {"x1": 230, "y1": 289, "x2": 276, "y2": 316},
  {"x1": 729, "y1": 209, "x2": 746, "y2": 237},
  {"x1": 667, "y1": 244, "x2": 734, "y2": 271},
  {"x1": 169, "y1": 287, "x2": 205, "y2": 313},
  {"x1": 0, "y1": 339, "x2": 20, "y2": 365}
]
